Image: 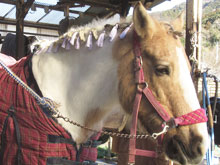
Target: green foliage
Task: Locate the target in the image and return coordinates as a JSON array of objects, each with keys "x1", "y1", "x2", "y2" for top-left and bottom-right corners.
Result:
[
  {"x1": 97, "y1": 147, "x2": 116, "y2": 159},
  {"x1": 180, "y1": 37, "x2": 185, "y2": 45},
  {"x1": 203, "y1": 9, "x2": 220, "y2": 25},
  {"x1": 153, "y1": 0, "x2": 220, "y2": 49},
  {"x1": 202, "y1": 7, "x2": 220, "y2": 47}
]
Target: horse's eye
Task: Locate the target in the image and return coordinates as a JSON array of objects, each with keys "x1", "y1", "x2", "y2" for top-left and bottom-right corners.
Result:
[{"x1": 155, "y1": 66, "x2": 170, "y2": 76}]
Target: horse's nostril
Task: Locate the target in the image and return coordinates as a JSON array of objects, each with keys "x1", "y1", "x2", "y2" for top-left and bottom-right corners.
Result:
[
  {"x1": 165, "y1": 138, "x2": 187, "y2": 165},
  {"x1": 192, "y1": 137, "x2": 203, "y2": 156},
  {"x1": 168, "y1": 139, "x2": 178, "y2": 154},
  {"x1": 197, "y1": 145, "x2": 202, "y2": 155},
  {"x1": 165, "y1": 136, "x2": 205, "y2": 165}
]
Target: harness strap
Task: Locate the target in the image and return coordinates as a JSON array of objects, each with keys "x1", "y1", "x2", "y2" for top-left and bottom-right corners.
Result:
[
  {"x1": 11, "y1": 108, "x2": 22, "y2": 165},
  {"x1": 0, "y1": 111, "x2": 9, "y2": 164},
  {"x1": 142, "y1": 88, "x2": 208, "y2": 126},
  {"x1": 128, "y1": 90, "x2": 143, "y2": 163},
  {"x1": 142, "y1": 88, "x2": 171, "y2": 122},
  {"x1": 0, "y1": 106, "x2": 22, "y2": 165}
]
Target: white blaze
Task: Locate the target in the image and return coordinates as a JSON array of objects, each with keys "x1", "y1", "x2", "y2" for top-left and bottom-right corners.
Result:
[
  {"x1": 176, "y1": 47, "x2": 209, "y2": 151},
  {"x1": 176, "y1": 47, "x2": 200, "y2": 110}
]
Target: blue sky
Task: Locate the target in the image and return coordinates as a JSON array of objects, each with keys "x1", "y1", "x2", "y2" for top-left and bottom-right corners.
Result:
[
  {"x1": 129, "y1": 0, "x2": 186, "y2": 15},
  {"x1": 150, "y1": 0, "x2": 186, "y2": 12}
]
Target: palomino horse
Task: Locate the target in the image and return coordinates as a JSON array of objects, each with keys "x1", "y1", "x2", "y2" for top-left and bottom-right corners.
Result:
[{"x1": 0, "y1": 2, "x2": 208, "y2": 165}]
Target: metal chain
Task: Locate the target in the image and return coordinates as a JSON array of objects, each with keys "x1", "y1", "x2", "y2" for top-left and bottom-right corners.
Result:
[
  {"x1": 54, "y1": 112, "x2": 156, "y2": 139},
  {"x1": 0, "y1": 59, "x2": 162, "y2": 140}
]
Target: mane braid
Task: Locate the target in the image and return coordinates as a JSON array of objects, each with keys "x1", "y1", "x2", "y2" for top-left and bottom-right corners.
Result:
[{"x1": 33, "y1": 16, "x2": 132, "y2": 54}]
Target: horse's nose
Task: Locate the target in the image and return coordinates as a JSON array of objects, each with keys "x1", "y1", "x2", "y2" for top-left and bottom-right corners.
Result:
[{"x1": 165, "y1": 135, "x2": 204, "y2": 165}]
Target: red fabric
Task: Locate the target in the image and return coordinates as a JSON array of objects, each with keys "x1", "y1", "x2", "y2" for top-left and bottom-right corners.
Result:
[
  {"x1": 0, "y1": 54, "x2": 99, "y2": 164},
  {"x1": 174, "y1": 108, "x2": 208, "y2": 126}
]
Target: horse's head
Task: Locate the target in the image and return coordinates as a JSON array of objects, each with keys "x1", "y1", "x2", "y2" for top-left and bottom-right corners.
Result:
[{"x1": 114, "y1": 2, "x2": 208, "y2": 164}]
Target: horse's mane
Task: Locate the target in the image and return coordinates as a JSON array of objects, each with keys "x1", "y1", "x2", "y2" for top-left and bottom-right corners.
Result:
[
  {"x1": 33, "y1": 15, "x2": 132, "y2": 52},
  {"x1": 32, "y1": 15, "x2": 181, "y2": 53}
]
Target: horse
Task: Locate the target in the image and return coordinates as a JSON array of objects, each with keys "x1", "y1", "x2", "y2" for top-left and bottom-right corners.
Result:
[{"x1": 0, "y1": 2, "x2": 208, "y2": 165}]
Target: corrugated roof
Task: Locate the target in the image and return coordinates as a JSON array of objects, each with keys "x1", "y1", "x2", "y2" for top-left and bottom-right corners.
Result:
[
  {"x1": 0, "y1": 0, "x2": 170, "y2": 30},
  {"x1": 0, "y1": 0, "x2": 91, "y2": 25}
]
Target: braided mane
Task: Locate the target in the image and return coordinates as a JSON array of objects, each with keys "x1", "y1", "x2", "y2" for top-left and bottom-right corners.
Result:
[
  {"x1": 33, "y1": 15, "x2": 132, "y2": 53},
  {"x1": 32, "y1": 15, "x2": 181, "y2": 54}
]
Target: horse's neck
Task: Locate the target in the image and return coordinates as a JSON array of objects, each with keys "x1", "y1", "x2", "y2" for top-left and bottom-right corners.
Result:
[{"x1": 32, "y1": 42, "x2": 122, "y2": 144}]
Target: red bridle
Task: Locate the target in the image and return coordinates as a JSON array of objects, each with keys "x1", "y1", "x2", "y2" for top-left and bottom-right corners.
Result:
[{"x1": 128, "y1": 31, "x2": 208, "y2": 164}]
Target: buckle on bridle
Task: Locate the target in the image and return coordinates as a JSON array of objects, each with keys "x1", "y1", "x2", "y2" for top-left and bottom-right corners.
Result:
[
  {"x1": 152, "y1": 124, "x2": 169, "y2": 139},
  {"x1": 166, "y1": 118, "x2": 178, "y2": 129},
  {"x1": 134, "y1": 56, "x2": 143, "y2": 71}
]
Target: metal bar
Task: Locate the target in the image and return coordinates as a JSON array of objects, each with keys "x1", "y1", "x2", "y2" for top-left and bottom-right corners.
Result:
[
  {"x1": 36, "y1": 11, "x2": 51, "y2": 23},
  {"x1": 63, "y1": 0, "x2": 119, "y2": 10},
  {"x1": 23, "y1": 0, "x2": 35, "y2": 17},
  {"x1": 0, "y1": 18, "x2": 59, "y2": 30},
  {"x1": 16, "y1": 0, "x2": 25, "y2": 60},
  {"x1": 3, "y1": 6, "x2": 15, "y2": 18},
  {"x1": 0, "y1": 29, "x2": 58, "y2": 37},
  {"x1": 0, "y1": 0, "x2": 101, "y2": 16}
]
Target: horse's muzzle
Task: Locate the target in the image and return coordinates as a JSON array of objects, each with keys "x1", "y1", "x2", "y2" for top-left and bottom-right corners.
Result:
[{"x1": 165, "y1": 135, "x2": 205, "y2": 165}]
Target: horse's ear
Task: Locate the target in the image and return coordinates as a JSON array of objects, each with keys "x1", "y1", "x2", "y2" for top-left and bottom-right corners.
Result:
[
  {"x1": 133, "y1": 2, "x2": 156, "y2": 38},
  {"x1": 171, "y1": 12, "x2": 185, "y2": 32}
]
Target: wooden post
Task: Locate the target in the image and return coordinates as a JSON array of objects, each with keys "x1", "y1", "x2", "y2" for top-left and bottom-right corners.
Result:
[
  {"x1": 16, "y1": 0, "x2": 25, "y2": 60},
  {"x1": 197, "y1": 0, "x2": 203, "y2": 70},
  {"x1": 185, "y1": 0, "x2": 203, "y2": 92},
  {"x1": 64, "y1": 5, "x2": 69, "y2": 17},
  {"x1": 120, "y1": 0, "x2": 131, "y2": 17},
  {"x1": 185, "y1": 0, "x2": 197, "y2": 60},
  {"x1": 185, "y1": 0, "x2": 203, "y2": 69},
  {"x1": 16, "y1": 0, "x2": 34, "y2": 60}
]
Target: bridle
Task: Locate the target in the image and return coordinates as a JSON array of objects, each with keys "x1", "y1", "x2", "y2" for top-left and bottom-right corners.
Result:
[{"x1": 128, "y1": 31, "x2": 208, "y2": 164}]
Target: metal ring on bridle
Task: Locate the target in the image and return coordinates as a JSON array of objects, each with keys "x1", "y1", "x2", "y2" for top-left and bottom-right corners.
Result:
[{"x1": 137, "y1": 82, "x2": 148, "y2": 91}]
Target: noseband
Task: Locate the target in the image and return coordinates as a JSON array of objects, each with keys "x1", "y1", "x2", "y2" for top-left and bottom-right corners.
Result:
[{"x1": 128, "y1": 31, "x2": 208, "y2": 164}]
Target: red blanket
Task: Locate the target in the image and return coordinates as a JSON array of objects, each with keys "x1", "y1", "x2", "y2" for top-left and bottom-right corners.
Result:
[{"x1": 0, "y1": 54, "x2": 99, "y2": 165}]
